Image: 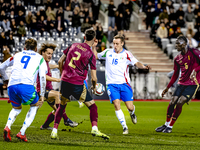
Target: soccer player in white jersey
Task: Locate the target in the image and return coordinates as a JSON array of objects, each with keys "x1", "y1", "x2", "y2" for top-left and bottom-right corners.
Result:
[
  {"x1": 93, "y1": 34, "x2": 151, "y2": 134},
  {"x1": 0, "y1": 38, "x2": 47, "y2": 142}
]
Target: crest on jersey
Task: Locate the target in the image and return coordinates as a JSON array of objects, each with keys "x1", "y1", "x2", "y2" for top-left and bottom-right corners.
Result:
[
  {"x1": 188, "y1": 55, "x2": 190, "y2": 60},
  {"x1": 179, "y1": 60, "x2": 182, "y2": 63}
]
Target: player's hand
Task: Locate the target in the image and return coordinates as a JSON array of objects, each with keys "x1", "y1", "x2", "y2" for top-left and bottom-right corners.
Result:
[
  {"x1": 56, "y1": 78, "x2": 61, "y2": 82},
  {"x1": 92, "y1": 39, "x2": 98, "y2": 47},
  {"x1": 38, "y1": 96, "x2": 45, "y2": 108},
  {"x1": 91, "y1": 86, "x2": 97, "y2": 94},
  {"x1": 143, "y1": 65, "x2": 151, "y2": 70},
  {"x1": 190, "y1": 70, "x2": 196, "y2": 81},
  {"x1": 162, "y1": 87, "x2": 169, "y2": 97}
]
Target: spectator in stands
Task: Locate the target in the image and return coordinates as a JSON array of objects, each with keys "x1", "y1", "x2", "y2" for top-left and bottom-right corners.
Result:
[
  {"x1": 3, "y1": 46, "x2": 11, "y2": 62},
  {"x1": 37, "y1": 15, "x2": 46, "y2": 35},
  {"x1": 194, "y1": 27, "x2": 200, "y2": 46},
  {"x1": 171, "y1": 20, "x2": 178, "y2": 34},
  {"x1": 40, "y1": 6, "x2": 47, "y2": 19},
  {"x1": 161, "y1": 0, "x2": 167, "y2": 10},
  {"x1": 154, "y1": 3, "x2": 162, "y2": 18},
  {"x1": 187, "y1": 34, "x2": 198, "y2": 48},
  {"x1": 9, "y1": 10, "x2": 15, "y2": 21},
  {"x1": 56, "y1": 6, "x2": 64, "y2": 20},
  {"x1": 15, "y1": 1, "x2": 25, "y2": 16},
  {"x1": 70, "y1": 9, "x2": 81, "y2": 34},
  {"x1": 25, "y1": 11, "x2": 35, "y2": 31},
  {"x1": 175, "y1": 27, "x2": 183, "y2": 37},
  {"x1": 36, "y1": 10, "x2": 41, "y2": 22},
  {"x1": 0, "y1": 10, "x2": 6, "y2": 24},
  {"x1": 159, "y1": 8, "x2": 168, "y2": 21},
  {"x1": 116, "y1": 11, "x2": 124, "y2": 31},
  {"x1": 64, "y1": 6, "x2": 72, "y2": 25},
  {"x1": 0, "y1": 31, "x2": 7, "y2": 52},
  {"x1": 150, "y1": 19, "x2": 160, "y2": 41},
  {"x1": 30, "y1": 17, "x2": 37, "y2": 36},
  {"x1": 17, "y1": 20, "x2": 26, "y2": 39},
  {"x1": 125, "y1": 0, "x2": 133, "y2": 15},
  {"x1": 92, "y1": 0, "x2": 101, "y2": 22},
  {"x1": 96, "y1": 24, "x2": 104, "y2": 48},
  {"x1": 88, "y1": 11, "x2": 95, "y2": 25},
  {"x1": 186, "y1": 25, "x2": 195, "y2": 37},
  {"x1": 169, "y1": 8, "x2": 176, "y2": 22},
  {"x1": 193, "y1": 4, "x2": 200, "y2": 17},
  {"x1": 2, "y1": 17, "x2": 11, "y2": 34},
  {"x1": 177, "y1": 15, "x2": 185, "y2": 28},
  {"x1": 2, "y1": 1, "x2": 10, "y2": 14},
  {"x1": 15, "y1": 10, "x2": 25, "y2": 26},
  {"x1": 124, "y1": 4, "x2": 131, "y2": 31},
  {"x1": 145, "y1": 1, "x2": 154, "y2": 30},
  {"x1": 164, "y1": 18, "x2": 170, "y2": 32},
  {"x1": 46, "y1": 6, "x2": 56, "y2": 21},
  {"x1": 81, "y1": 17, "x2": 91, "y2": 33},
  {"x1": 106, "y1": 26, "x2": 115, "y2": 47},
  {"x1": 55, "y1": 15, "x2": 65, "y2": 35},
  {"x1": 46, "y1": 16, "x2": 55, "y2": 35},
  {"x1": 195, "y1": 11, "x2": 200, "y2": 29},
  {"x1": 156, "y1": 22, "x2": 168, "y2": 48},
  {"x1": 71, "y1": 0, "x2": 80, "y2": 11},
  {"x1": 168, "y1": 28, "x2": 177, "y2": 42},
  {"x1": 7, "y1": 33, "x2": 15, "y2": 51},
  {"x1": 10, "y1": 0, "x2": 15, "y2": 11},
  {"x1": 185, "y1": 6, "x2": 195, "y2": 29},
  {"x1": 10, "y1": 19, "x2": 17, "y2": 35},
  {"x1": 107, "y1": 0, "x2": 116, "y2": 28},
  {"x1": 176, "y1": 6, "x2": 184, "y2": 18},
  {"x1": 118, "y1": 0, "x2": 126, "y2": 15},
  {"x1": 166, "y1": 0, "x2": 174, "y2": 14},
  {"x1": 82, "y1": 7, "x2": 89, "y2": 21},
  {"x1": 81, "y1": 0, "x2": 92, "y2": 9},
  {"x1": 45, "y1": 0, "x2": 53, "y2": 9}
]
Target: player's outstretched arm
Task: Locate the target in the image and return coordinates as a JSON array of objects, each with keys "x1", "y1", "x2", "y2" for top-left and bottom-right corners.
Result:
[
  {"x1": 39, "y1": 58, "x2": 47, "y2": 98},
  {"x1": 91, "y1": 39, "x2": 98, "y2": 59},
  {"x1": 58, "y1": 54, "x2": 66, "y2": 74},
  {"x1": 49, "y1": 64, "x2": 59, "y2": 69},
  {"x1": 46, "y1": 75, "x2": 61, "y2": 82},
  {"x1": 90, "y1": 69, "x2": 97, "y2": 94},
  {"x1": 0, "y1": 57, "x2": 14, "y2": 81},
  {"x1": 135, "y1": 62, "x2": 151, "y2": 70}
]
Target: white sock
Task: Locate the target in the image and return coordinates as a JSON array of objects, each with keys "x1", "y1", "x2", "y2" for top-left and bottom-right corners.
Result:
[
  {"x1": 20, "y1": 106, "x2": 39, "y2": 135},
  {"x1": 165, "y1": 121, "x2": 170, "y2": 126},
  {"x1": 52, "y1": 128, "x2": 57, "y2": 134},
  {"x1": 168, "y1": 125, "x2": 173, "y2": 128},
  {"x1": 6, "y1": 108, "x2": 22, "y2": 130},
  {"x1": 115, "y1": 109, "x2": 128, "y2": 129},
  {"x1": 92, "y1": 125, "x2": 98, "y2": 131},
  {"x1": 78, "y1": 101, "x2": 82, "y2": 105}
]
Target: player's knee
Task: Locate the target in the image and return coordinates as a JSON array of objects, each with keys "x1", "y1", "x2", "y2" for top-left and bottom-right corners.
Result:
[
  {"x1": 177, "y1": 96, "x2": 187, "y2": 105},
  {"x1": 60, "y1": 95, "x2": 70, "y2": 105},
  {"x1": 170, "y1": 96, "x2": 178, "y2": 105}
]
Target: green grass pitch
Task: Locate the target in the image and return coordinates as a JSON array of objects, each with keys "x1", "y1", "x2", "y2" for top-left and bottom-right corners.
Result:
[{"x1": 0, "y1": 100, "x2": 200, "y2": 150}]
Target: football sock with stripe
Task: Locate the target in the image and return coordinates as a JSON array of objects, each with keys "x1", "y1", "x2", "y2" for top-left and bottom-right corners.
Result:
[
  {"x1": 54, "y1": 104, "x2": 66, "y2": 130},
  {"x1": 169, "y1": 104, "x2": 182, "y2": 128},
  {"x1": 89, "y1": 103, "x2": 98, "y2": 127},
  {"x1": 56, "y1": 104, "x2": 68, "y2": 122},
  {"x1": 6, "y1": 108, "x2": 22, "y2": 130},
  {"x1": 115, "y1": 109, "x2": 128, "y2": 129},
  {"x1": 166, "y1": 104, "x2": 175, "y2": 122},
  {"x1": 20, "y1": 106, "x2": 39, "y2": 135}
]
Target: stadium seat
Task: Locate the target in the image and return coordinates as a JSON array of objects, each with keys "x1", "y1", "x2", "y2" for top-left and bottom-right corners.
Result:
[
  {"x1": 34, "y1": 31, "x2": 41, "y2": 39},
  {"x1": 182, "y1": 3, "x2": 188, "y2": 12},
  {"x1": 171, "y1": 38, "x2": 177, "y2": 46},
  {"x1": 173, "y1": 3, "x2": 180, "y2": 12},
  {"x1": 52, "y1": 31, "x2": 59, "y2": 40},
  {"x1": 167, "y1": 44, "x2": 174, "y2": 57},
  {"x1": 47, "y1": 37, "x2": 54, "y2": 42},
  {"x1": 56, "y1": 38, "x2": 64, "y2": 45},
  {"x1": 180, "y1": 28, "x2": 187, "y2": 36},
  {"x1": 161, "y1": 38, "x2": 169, "y2": 51},
  {"x1": 26, "y1": 31, "x2": 32, "y2": 38},
  {"x1": 43, "y1": 31, "x2": 50, "y2": 39},
  {"x1": 172, "y1": 49, "x2": 180, "y2": 59}
]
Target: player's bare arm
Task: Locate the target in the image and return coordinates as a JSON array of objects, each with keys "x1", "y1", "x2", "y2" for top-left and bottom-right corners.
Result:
[
  {"x1": 90, "y1": 69, "x2": 97, "y2": 94},
  {"x1": 58, "y1": 54, "x2": 66, "y2": 73},
  {"x1": 135, "y1": 62, "x2": 151, "y2": 70},
  {"x1": 91, "y1": 39, "x2": 98, "y2": 59},
  {"x1": 49, "y1": 64, "x2": 59, "y2": 69},
  {"x1": 46, "y1": 75, "x2": 61, "y2": 82}
]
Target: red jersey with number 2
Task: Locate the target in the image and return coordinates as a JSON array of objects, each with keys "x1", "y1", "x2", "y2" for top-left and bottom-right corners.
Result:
[{"x1": 61, "y1": 43, "x2": 96, "y2": 85}]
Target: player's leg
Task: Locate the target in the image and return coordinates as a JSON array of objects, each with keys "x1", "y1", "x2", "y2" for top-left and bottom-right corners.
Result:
[
  {"x1": 17, "y1": 85, "x2": 40, "y2": 142},
  {"x1": 107, "y1": 84, "x2": 128, "y2": 134},
  {"x1": 4, "y1": 85, "x2": 22, "y2": 142}
]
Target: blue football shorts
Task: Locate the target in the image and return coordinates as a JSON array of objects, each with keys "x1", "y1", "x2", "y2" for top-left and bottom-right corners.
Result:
[
  {"x1": 107, "y1": 83, "x2": 134, "y2": 104},
  {"x1": 8, "y1": 84, "x2": 39, "y2": 107}
]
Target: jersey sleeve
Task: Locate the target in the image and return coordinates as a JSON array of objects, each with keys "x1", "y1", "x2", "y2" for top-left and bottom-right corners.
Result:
[
  {"x1": 38, "y1": 57, "x2": 47, "y2": 97},
  {"x1": 89, "y1": 54, "x2": 96, "y2": 70},
  {"x1": 167, "y1": 58, "x2": 180, "y2": 88},
  {"x1": 97, "y1": 49, "x2": 109, "y2": 60},
  {"x1": 192, "y1": 49, "x2": 200, "y2": 72},
  {"x1": 0, "y1": 57, "x2": 14, "y2": 80},
  {"x1": 126, "y1": 51, "x2": 139, "y2": 65},
  {"x1": 63, "y1": 44, "x2": 72, "y2": 56}
]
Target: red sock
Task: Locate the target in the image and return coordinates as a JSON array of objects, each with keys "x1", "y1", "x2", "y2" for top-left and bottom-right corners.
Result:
[
  {"x1": 169, "y1": 105, "x2": 182, "y2": 127},
  {"x1": 89, "y1": 103, "x2": 98, "y2": 127},
  {"x1": 43, "y1": 112, "x2": 54, "y2": 128},
  {"x1": 54, "y1": 104, "x2": 66, "y2": 129},
  {"x1": 166, "y1": 104, "x2": 175, "y2": 122},
  {"x1": 56, "y1": 104, "x2": 68, "y2": 121}
]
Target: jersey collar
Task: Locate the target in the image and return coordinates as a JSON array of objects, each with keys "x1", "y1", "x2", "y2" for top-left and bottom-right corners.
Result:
[{"x1": 113, "y1": 48, "x2": 125, "y2": 53}]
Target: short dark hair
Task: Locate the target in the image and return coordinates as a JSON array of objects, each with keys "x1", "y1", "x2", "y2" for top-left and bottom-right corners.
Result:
[
  {"x1": 114, "y1": 34, "x2": 125, "y2": 43},
  {"x1": 25, "y1": 38, "x2": 37, "y2": 50},
  {"x1": 177, "y1": 35, "x2": 187, "y2": 44},
  {"x1": 85, "y1": 29, "x2": 96, "y2": 41},
  {"x1": 38, "y1": 43, "x2": 57, "y2": 55}
]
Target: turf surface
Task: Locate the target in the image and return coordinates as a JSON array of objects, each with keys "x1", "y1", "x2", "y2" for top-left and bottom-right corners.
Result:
[{"x1": 0, "y1": 100, "x2": 200, "y2": 150}]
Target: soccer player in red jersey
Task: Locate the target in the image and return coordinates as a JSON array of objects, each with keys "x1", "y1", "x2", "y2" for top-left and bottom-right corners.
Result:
[
  {"x1": 51, "y1": 29, "x2": 110, "y2": 139},
  {"x1": 156, "y1": 35, "x2": 200, "y2": 133},
  {"x1": 36, "y1": 43, "x2": 78, "y2": 129}
]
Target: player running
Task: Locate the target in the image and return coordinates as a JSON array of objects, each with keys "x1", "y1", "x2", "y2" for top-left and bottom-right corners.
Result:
[
  {"x1": 50, "y1": 29, "x2": 109, "y2": 139},
  {"x1": 93, "y1": 34, "x2": 150, "y2": 134},
  {"x1": 156, "y1": 35, "x2": 200, "y2": 133},
  {"x1": 37, "y1": 43, "x2": 78, "y2": 130},
  {"x1": 0, "y1": 38, "x2": 47, "y2": 142}
]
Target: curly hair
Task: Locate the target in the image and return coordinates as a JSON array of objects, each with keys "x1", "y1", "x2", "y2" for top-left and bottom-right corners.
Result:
[{"x1": 38, "y1": 43, "x2": 57, "y2": 55}]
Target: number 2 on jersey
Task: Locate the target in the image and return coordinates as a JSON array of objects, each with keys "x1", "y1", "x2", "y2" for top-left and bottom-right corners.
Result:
[
  {"x1": 68, "y1": 51, "x2": 81, "y2": 69},
  {"x1": 21, "y1": 56, "x2": 31, "y2": 69}
]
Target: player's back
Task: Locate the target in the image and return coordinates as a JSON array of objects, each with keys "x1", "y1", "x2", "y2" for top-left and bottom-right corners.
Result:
[
  {"x1": 61, "y1": 43, "x2": 96, "y2": 85},
  {"x1": 9, "y1": 50, "x2": 45, "y2": 87}
]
